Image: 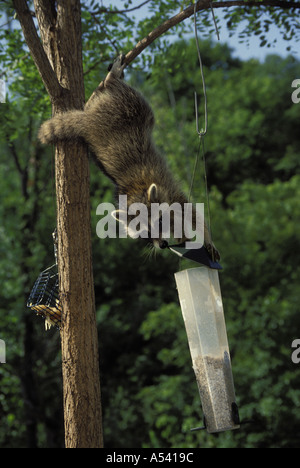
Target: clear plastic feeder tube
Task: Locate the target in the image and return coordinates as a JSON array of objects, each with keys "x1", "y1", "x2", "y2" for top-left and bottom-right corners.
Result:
[{"x1": 175, "y1": 267, "x2": 240, "y2": 433}]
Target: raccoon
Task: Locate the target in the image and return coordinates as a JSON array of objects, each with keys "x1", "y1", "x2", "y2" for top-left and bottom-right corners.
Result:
[{"x1": 39, "y1": 55, "x2": 219, "y2": 259}]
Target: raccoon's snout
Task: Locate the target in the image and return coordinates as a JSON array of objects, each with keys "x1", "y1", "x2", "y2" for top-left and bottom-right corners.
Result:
[
  {"x1": 152, "y1": 239, "x2": 168, "y2": 249},
  {"x1": 159, "y1": 240, "x2": 168, "y2": 250}
]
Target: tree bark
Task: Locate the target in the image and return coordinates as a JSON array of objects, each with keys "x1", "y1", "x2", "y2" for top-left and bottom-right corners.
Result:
[
  {"x1": 38, "y1": 1, "x2": 103, "y2": 448},
  {"x1": 13, "y1": 0, "x2": 103, "y2": 448},
  {"x1": 55, "y1": 136, "x2": 103, "y2": 448}
]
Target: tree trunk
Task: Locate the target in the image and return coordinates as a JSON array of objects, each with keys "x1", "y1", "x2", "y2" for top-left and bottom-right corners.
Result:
[
  {"x1": 14, "y1": 0, "x2": 103, "y2": 448},
  {"x1": 47, "y1": 2, "x2": 103, "y2": 449},
  {"x1": 56, "y1": 137, "x2": 103, "y2": 448}
]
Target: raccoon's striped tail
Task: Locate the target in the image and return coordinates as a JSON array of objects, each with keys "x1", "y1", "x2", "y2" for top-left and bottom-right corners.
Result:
[{"x1": 38, "y1": 110, "x2": 86, "y2": 145}]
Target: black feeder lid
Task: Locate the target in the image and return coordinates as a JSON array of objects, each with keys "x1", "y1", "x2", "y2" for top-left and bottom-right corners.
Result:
[{"x1": 169, "y1": 244, "x2": 222, "y2": 270}]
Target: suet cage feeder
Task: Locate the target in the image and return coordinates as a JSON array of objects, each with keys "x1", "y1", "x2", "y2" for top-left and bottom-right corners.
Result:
[
  {"x1": 27, "y1": 264, "x2": 62, "y2": 330},
  {"x1": 175, "y1": 267, "x2": 240, "y2": 434}
]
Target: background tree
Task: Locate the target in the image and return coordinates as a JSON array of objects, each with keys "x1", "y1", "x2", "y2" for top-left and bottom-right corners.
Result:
[{"x1": 0, "y1": 0, "x2": 299, "y2": 448}]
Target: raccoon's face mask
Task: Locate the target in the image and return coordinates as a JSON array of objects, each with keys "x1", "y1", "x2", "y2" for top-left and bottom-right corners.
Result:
[
  {"x1": 111, "y1": 183, "x2": 170, "y2": 249},
  {"x1": 111, "y1": 182, "x2": 203, "y2": 250}
]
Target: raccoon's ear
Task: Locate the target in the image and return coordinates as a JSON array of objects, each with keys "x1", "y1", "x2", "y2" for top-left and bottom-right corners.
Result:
[
  {"x1": 147, "y1": 183, "x2": 158, "y2": 203},
  {"x1": 111, "y1": 209, "x2": 127, "y2": 224}
]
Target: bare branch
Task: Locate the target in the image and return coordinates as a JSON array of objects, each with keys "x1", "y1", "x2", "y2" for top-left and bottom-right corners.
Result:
[
  {"x1": 6, "y1": 137, "x2": 29, "y2": 199},
  {"x1": 87, "y1": 0, "x2": 300, "y2": 105},
  {"x1": 212, "y1": 0, "x2": 300, "y2": 9},
  {"x1": 32, "y1": 0, "x2": 57, "y2": 62},
  {"x1": 124, "y1": 0, "x2": 300, "y2": 67},
  {"x1": 12, "y1": 0, "x2": 63, "y2": 100},
  {"x1": 90, "y1": 11, "x2": 120, "y2": 53},
  {"x1": 93, "y1": 0, "x2": 152, "y2": 15}
]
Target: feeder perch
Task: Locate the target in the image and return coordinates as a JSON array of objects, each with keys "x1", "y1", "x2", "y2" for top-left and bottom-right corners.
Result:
[
  {"x1": 175, "y1": 267, "x2": 240, "y2": 434},
  {"x1": 27, "y1": 264, "x2": 62, "y2": 330}
]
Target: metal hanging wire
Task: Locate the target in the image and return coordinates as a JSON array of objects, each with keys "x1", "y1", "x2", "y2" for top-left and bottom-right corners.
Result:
[
  {"x1": 193, "y1": 1, "x2": 220, "y2": 137},
  {"x1": 210, "y1": 1, "x2": 220, "y2": 41},
  {"x1": 189, "y1": 1, "x2": 209, "y2": 207},
  {"x1": 194, "y1": 1, "x2": 216, "y2": 137},
  {"x1": 190, "y1": 1, "x2": 220, "y2": 258}
]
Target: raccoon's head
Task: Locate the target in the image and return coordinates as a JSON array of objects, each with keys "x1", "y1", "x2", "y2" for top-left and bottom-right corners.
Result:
[{"x1": 112, "y1": 183, "x2": 186, "y2": 249}]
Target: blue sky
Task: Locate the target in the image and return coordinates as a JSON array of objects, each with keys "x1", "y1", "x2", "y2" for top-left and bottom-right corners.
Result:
[{"x1": 107, "y1": 0, "x2": 299, "y2": 62}]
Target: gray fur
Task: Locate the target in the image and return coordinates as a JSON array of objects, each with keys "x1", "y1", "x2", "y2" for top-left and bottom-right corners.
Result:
[{"x1": 39, "y1": 56, "x2": 218, "y2": 257}]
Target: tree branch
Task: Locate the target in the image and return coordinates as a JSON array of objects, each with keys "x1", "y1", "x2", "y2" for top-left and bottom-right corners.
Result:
[
  {"x1": 32, "y1": 0, "x2": 57, "y2": 67},
  {"x1": 6, "y1": 138, "x2": 29, "y2": 200},
  {"x1": 123, "y1": 0, "x2": 300, "y2": 66},
  {"x1": 94, "y1": 0, "x2": 152, "y2": 15},
  {"x1": 12, "y1": 0, "x2": 63, "y2": 100},
  {"x1": 212, "y1": 0, "x2": 300, "y2": 9},
  {"x1": 87, "y1": 0, "x2": 300, "y2": 106}
]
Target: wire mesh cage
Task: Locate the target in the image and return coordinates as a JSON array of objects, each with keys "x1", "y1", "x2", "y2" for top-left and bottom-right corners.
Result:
[{"x1": 27, "y1": 264, "x2": 62, "y2": 330}]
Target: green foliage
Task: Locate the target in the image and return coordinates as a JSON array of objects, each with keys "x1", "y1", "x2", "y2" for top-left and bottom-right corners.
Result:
[
  {"x1": 93, "y1": 39, "x2": 300, "y2": 448},
  {"x1": 0, "y1": 0, "x2": 300, "y2": 449},
  {"x1": 223, "y1": 3, "x2": 300, "y2": 51}
]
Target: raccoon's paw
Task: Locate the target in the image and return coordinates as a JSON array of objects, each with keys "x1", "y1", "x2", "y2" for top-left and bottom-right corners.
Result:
[
  {"x1": 206, "y1": 242, "x2": 221, "y2": 262},
  {"x1": 108, "y1": 54, "x2": 126, "y2": 79}
]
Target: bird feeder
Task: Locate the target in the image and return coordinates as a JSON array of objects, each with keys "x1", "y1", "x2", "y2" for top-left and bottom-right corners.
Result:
[
  {"x1": 27, "y1": 264, "x2": 62, "y2": 329},
  {"x1": 27, "y1": 230, "x2": 62, "y2": 330},
  {"x1": 175, "y1": 267, "x2": 240, "y2": 434}
]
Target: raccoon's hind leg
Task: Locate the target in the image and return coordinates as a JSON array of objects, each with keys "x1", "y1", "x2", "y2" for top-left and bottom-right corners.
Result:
[
  {"x1": 38, "y1": 110, "x2": 86, "y2": 145},
  {"x1": 84, "y1": 54, "x2": 126, "y2": 111},
  {"x1": 106, "y1": 54, "x2": 126, "y2": 81}
]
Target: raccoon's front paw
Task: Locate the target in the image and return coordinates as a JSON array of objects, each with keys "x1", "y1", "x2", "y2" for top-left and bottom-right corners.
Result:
[
  {"x1": 108, "y1": 54, "x2": 126, "y2": 79},
  {"x1": 38, "y1": 120, "x2": 54, "y2": 145},
  {"x1": 206, "y1": 242, "x2": 221, "y2": 262}
]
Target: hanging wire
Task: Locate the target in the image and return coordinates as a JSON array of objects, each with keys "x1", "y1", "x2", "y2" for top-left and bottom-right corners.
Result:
[
  {"x1": 210, "y1": 1, "x2": 220, "y2": 41},
  {"x1": 188, "y1": 3, "x2": 207, "y2": 201},
  {"x1": 188, "y1": 138, "x2": 201, "y2": 203},
  {"x1": 193, "y1": 0, "x2": 220, "y2": 137},
  {"x1": 193, "y1": 1, "x2": 207, "y2": 137},
  {"x1": 191, "y1": 1, "x2": 220, "y2": 259}
]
